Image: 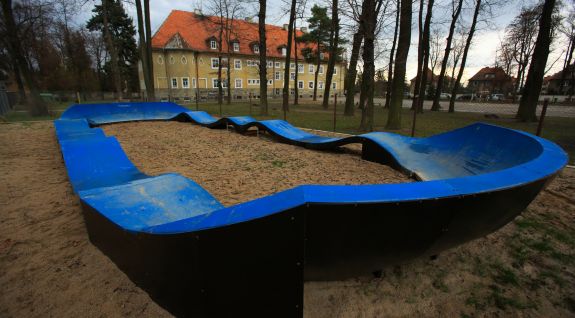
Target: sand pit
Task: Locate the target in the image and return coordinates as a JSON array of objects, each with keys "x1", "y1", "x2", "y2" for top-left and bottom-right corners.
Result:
[{"x1": 1, "y1": 121, "x2": 574, "y2": 317}]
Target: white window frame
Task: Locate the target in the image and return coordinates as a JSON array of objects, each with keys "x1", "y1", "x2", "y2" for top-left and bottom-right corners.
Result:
[
  {"x1": 267, "y1": 61, "x2": 273, "y2": 68},
  {"x1": 192, "y1": 78, "x2": 197, "y2": 89},
  {"x1": 210, "y1": 40, "x2": 217, "y2": 49},
  {"x1": 290, "y1": 72, "x2": 296, "y2": 80},
  {"x1": 171, "y1": 77, "x2": 178, "y2": 88},
  {"x1": 211, "y1": 57, "x2": 228, "y2": 69},
  {"x1": 320, "y1": 53, "x2": 325, "y2": 60},
  {"x1": 309, "y1": 64, "x2": 314, "y2": 73},
  {"x1": 157, "y1": 56, "x2": 164, "y2": 65},
  {"x1": 247, "y1": 79, "x2": 260, "y2": 86},
  {"x1": 275, "y1": 71, "x2": 281, "y2": 81},
  {"x1": 233, "y1": 42, "x2": 240, "y2": 52},
  {"x1": 334, "y1": 67, "x2": 337, "y2": 75},
  {"x1": 332, "y1": 82, "x2": 337, "y2": 89},
  {"x1": 268, "y1": 79, "x2": 273, "y2": 85},
  {"x1": 319, "y1": 65, "x2": 324, "y2": 74},
  {"x1": 235, "y1": 78, "x2": 243, "y2": 88},
  {"x1": 297, "y1": 64, "x2": 304, "y2": 74},
  {"x1": 318, "y1": 81, "x2": 324, "y2": 89},
  {"x1": 211, "y1": 58, "x2": 219, "y2": 69},
  {"x1": 182, "y1": 77, "x2": 190, "y2": 89},
  {"x1": 212, "y1": 78, "x2": 227, "y2": 88},
  {"x1": 281, "y1": 47, "x2": 287, "y2": 56},
  {"x1": 308, "y1": 81, "x2": 314, "y2": 89},
  {"x1": 234, "y1": 59, "x2": 242, "y2": 70},
  {"x1": 298, "y1": 80, "x2": 304, "y2": 89},
  {"x1": 254, "y1": 45, "x2": 260, "y2": 53},
  {"x1": 181, "y1": 56, "x2": 188, "y2": 64},
  {"x1": 290, "y1": 63, "x2": 295, "y2": 69},
  {"x1": 275, "y1": 62, "x2": 280, "y2": 68}
]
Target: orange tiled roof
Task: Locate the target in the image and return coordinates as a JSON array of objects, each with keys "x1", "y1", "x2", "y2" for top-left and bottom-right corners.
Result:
[
  {"x1": 152, "y1": 10, "x2": 320, "y2": 60},
  {"x1": 469, "y1": 67, "x2": 512, "y2": 81}
]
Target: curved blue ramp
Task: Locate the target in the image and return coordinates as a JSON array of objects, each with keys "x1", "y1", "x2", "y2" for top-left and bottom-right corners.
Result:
[{"x1": 56, "y1": 102, "x2": 567, "y2": 317}]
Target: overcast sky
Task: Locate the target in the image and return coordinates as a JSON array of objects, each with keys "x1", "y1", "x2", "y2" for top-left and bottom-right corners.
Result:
[{"x1": 75, "y1": 0, "x2": 566, "y2": 83}]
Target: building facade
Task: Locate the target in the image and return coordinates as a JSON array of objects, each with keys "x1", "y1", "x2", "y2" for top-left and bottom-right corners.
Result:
[
  {"x1": 467, "y1": 67, "x2": 514, "y2": 97},
  {"x1": 143, "y1": 10, "x2": 346, "y2": 102}
]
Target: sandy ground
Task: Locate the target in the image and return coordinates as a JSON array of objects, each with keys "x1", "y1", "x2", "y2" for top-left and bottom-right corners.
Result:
[{"x1": 0, "y1": 121, "x2": 574, "y2": 317}]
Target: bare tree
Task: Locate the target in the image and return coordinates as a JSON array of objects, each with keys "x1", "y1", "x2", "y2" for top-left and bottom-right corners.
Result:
[
  {"x1": 322, "y1": 0, "x2": 340, "y2": 108},
  {"x1": 431, "y1": 0, "x2": 463, "y2": 111},
  {"x1": 383, "y1": 0, "x2": 399, "y2": 110},
  {"x1": 517, "y1": 0, "x2": 556, "y2": 121},
  {"x1": 416, "y1": 0, "x2": 434, "y2": 112},
  {"x1": 134, "y1": 0, "x2": 154, "y2": 100},
  {"x1": 258, "y1": 0, "x2": 268, "y2": 114},
  {"x1": 385, "y1": 0, "x2": 411, "y2": 129},
  {"x1": 342, "y1": 0, "x2": 366, "y2": 116},
  {"x1": 282, "y1": 0, "x2": 297, "y2": 113}
]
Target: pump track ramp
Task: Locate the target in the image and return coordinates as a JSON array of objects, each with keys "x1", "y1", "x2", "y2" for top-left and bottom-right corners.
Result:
[{"x1": 54, "y1": 102, "x2": 567, "y2": 317}]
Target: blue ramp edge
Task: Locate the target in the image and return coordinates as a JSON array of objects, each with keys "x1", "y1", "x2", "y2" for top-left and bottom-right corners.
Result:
[{"x1": 55, "y1": 102, "x2": 568, "y2": 235}]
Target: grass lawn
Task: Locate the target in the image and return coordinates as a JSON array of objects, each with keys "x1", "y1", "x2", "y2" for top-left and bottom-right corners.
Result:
[{"x1": 3, "y1": 99, "x2": 574, "y2": 162}]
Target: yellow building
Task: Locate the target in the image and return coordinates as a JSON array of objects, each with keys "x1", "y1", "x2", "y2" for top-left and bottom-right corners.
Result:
[{"x1": 143, "y1": 10, "x2": 346, "y2": 102}]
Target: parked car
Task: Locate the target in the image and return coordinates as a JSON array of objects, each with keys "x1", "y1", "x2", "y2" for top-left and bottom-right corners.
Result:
[
  {"x1": 489, "y1": 94, "x2": 505, "y2": 101},
  {"x1": 439, "y1": 93, "x2": 451, "y2": 100},
  {"x1": 457, "y1": 94, "x2": 473, "y2": 100}
]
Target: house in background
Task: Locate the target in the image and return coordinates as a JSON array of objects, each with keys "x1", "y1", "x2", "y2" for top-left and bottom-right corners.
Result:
[
  {"x1": 145, "y1": 10, "x2": 346, "y2": 101},
  {"x1": 544, "y1": 64, "x2": 574, "y2": 95},
  {"x1": 467, "y1": 67, "x2": 514, "y2": 97},
  {"x1": 409, "y1": 68, "x2": 454, "y2": 97}
]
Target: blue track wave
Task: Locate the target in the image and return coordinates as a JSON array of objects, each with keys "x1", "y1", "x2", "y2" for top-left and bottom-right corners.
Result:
[{"x1": 55, "y1": 102, "x2": 568, "y2": 234}]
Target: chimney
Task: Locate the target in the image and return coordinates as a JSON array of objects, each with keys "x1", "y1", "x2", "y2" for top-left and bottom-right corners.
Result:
[
  {"x1": 283, "y1": 24, "x2": 289, "y2": 30},
  {"x1": 300, "y1": 27, "x2": 308, "y2": 33},
  {"x1": 194, "y1": 8, "x2": 202, "y2": 15}
]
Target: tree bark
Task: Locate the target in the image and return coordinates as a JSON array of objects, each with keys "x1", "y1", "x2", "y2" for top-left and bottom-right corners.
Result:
[
  {"x1": 359, "y1": 0, "x2": 376, "y2": 131},
  {"x1": 386, "y1": 0, "x2": 412, "y2": 129},
  {"x1": 517, "y1": 0, "x2": 556, "y2": 121},
  {"x1": 384, "y1": 0, "x2": 400, "y2": 109},
  {"x1": 143, "y1": 0, "x2": 155, "y2": 100},
  {"x1": 449, "y1": 0, "x2": 481, "y2": 113},
  {"x1": 322, "y1": 0, "x2": 339, "y2": 108},
  {"x1": 135, "y1": 0, "x2": 152, "y2": 100},
  {"x1": 417, "y1": 0, "x2": 434, "y2": 112},
  {"x1": 313, "y1": 38, "x2": 320, "y2": 101},
  {"x1": 430, "y1": 0, "x2": 463, "y2": 111},
  {"x1": 343, "y1": 31, "x2": 363, "y2": 116},
  {"x1": 294, "y1": 18, "x2": 299, "y2": 105},
  {"x1": 282, "y1": 0, "x2": 297, "y2": 112},
  {"x1": 1, "y1": 0, "x2": 48, "y2": 115},
  {"x1": 411, "y1": 0, "x2": 425, "y2": 110},
  {"x1": 258, "y1": 0, "x2": 268, "y2": 114}
]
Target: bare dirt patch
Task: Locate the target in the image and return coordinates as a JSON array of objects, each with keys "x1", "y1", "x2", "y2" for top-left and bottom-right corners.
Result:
[{"x1": 1, "y1": 121, "x2": 573, "y2": 317}]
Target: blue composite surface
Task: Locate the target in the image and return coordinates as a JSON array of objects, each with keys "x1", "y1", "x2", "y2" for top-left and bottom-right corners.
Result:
[{"x1": 56, "y1": 102, "x2": 568, "y2": 234}]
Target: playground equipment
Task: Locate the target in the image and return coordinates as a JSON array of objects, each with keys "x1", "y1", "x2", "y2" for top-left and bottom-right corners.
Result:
[{"x1": 55, "y1": 102, "x2": 567, "y2": 317}]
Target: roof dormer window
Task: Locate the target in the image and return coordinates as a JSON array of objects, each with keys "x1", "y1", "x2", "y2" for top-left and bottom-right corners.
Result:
[
  {"x1": 210, "y1": 40, "x2": 217, "y2": 49},
  {"x1": 233, "y1": 42, "x2": 240, "y2": 52},
  {"x1": 254, "y1": 45, "x2": 260, "y2": 54},
  {"x1": 281, "y1": 47, "x2": 287, "y2": 56}
]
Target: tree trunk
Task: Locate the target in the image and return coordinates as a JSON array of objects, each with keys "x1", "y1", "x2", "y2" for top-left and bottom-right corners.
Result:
[
  {"x1": 102, "y1": 0, "x2": 123, "y2": 101},
  {"x1": 344, "y1": 31, "x2": 362, "y2": 116},
  {"x1": 449, "y1": 0, "x2": 481, "y2": 113},
  {"x1": 386, "y1": 0, "x2": 412, "y2": 129},
  {"x1": 1, "y1": 0, "x2": 48, "y2": 116},
  {"x1": 417, "y1": 0, "x2": 434, "y2": 113},
  {"x1": 384, "y1": 0, "x2": 400, "y2": 110},
  {"x1": 12, "y1": 62, "x2": 27, "y2": 104},
  {"x1": 143, "y1": 0, "x2": 155, "y2": 100},
  {"x1": 294, "y1": 19, "x2": 299, "y2": 105},
  {"x1": 135, "y1": 0, "x2": 152, "y2": 100},
  {"x1": 322, "y1": 0, "x2": 339, "y2": 108},
  {"x1": 359, "y1": 0, "x2": 376, "y2": 131},
  {"x1": 517, "y1": 0, "x2": 556, "y2": 121},
  {"x1": 430, "y1": 0, "x2": 463, "y2": 111},
  {"x1": 258, "y1": 0, "x2": 268, "y2": 114},
  {"x1": 226, "y1": 53, "x2": 232, "y2": 104},
  {"x1": 282, "y1": 0, "x2": 297, "y2": 112},
  {"x1": 313, "y1": 38, "x2": 321, "y2": 101},
  {"x1": 411, "y1": 0, "x2": 425, "y2": 110}
]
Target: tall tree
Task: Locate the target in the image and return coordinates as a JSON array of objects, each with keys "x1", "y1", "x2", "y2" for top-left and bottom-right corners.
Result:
[
  {"x1": 385, "y1": 0, "x2": 412, "y2": 129},
  {"x1": 384, "y1": 0, "x2": 400, "y2": 109},
  {"x1": 342, "y1": 0, "x2": 366, "y2": 116},
  {"x1": 411, "y1": 0, "x2": 425, "y2": 110},
  {"x1": 416, "y1": 0, "x2": 434, "y2": 112},
  {"x1": 134, "y1": 0, "x2": 154, "y2": 100},
  {"x1": 0, "y1": 0, "x2": 49, "y2": 115},
  {"x1": 143, "y1": 0, "x2": 154, "y2": 100},
  {"x1": 322, "y1": 0, "x2": 340, "y2": 108},
  {"x1": 430, "y1": 0, "x2": 463, "y2": 111},
  {"x1": 517, "y1": 0, "x2": 556, "y2": 121},
  {"x1": 358, "y1": 0, "x2": 377, "y2": 130},
  {"x1": 258, "y1": 0, "x2": 268, "y2": 114},
  {"x1": 282, "y1": 0, "x2": 297, "y2": 113},
  {"x1": 449, "y1": 0, "x2": 481, "y2": 112}
]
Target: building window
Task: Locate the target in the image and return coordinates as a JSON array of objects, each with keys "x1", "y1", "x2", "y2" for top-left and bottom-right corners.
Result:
[
  {"x1": 157, "y1": 56, "x2": 164, "y2": 64},
  {"x1": 297, "y1": 64, "x2": 304, "y2": 73},
  {"x1": 309, "y1": 64, "x2": 314, "y2": 73},
  {"x1": 235, "y1": 79, "x2": 242, "y2": 88},
  {"x1": 234, "y1": 59, "x2": 242, "y2": 70},
  {"x1": 298, "y1": 81, "x2": 304, "y2": 89},
  {"x1": 210, "y1": 40, "x2": 217, "y2": 49},
  {"x1": 192, "y1": 78, "x2": 197, "y2": 88},
  {"x1": 333, "y1": 67, "x2": 337, "y2": 75},
  {"x1": 181, "y1": 56, "x2": 188, "y2": 64},
  {"x1": 211, "y1": 58, "x2": 228, "y2": 69},
  {"x1": 318, "y1": 81, "x2": 324, "y2": 89},
  {"x1": 268, "y1": 79, "x2": 273, "y2": 85},
  {"x1": 332, "y1": 82, "x2": 337, "y2": 89},
  {"x1": 233, "y1": 42, "x2": 240, "y2": 52},
  {"x1": 169, "y1": 56, "x2": 175, "y2": 64},
  {"x1": 308, "y1": 81, "x2": 314, "y2": 89},
  {"x1": 171, "y1": 78, "x2": 178, "y2": 88},
  {"x1": 212, "y1": 78, "x2": 228, "y2": 88},
  {"x1": 275, "y1": 71, "x2": 281, "y2": 80},
  {"x1": 320, "y1": 53, "x2": 325, "y2": 60},
  {"x1": 275, "y1": 88, "x2": 281, "y2": 95},
  {"x1": 290, "y1": 63, "x2": 295, "y2": 69},
  {"x1": 182, "y1": 77, "x2": 190, "y2": 88},
  {"x1": 319, "y1": 65, "x2": 324, "y2": 74},
  {"x1": 290, "y1": 88, "x2": 295, "y2": 95},
  {"x1": 281, "y1": 47, "x2": 287, "y2": 56},
  {"x1": 275, "y1": 62, "x2": 280, "y2": 68},
  {"x1": 254, "y1": 45, "x2": 260, "y2": 53},
  {"x1": 247, "y1": 79, "x2": 260, "y2": 85},
  {"x1": 290, "y1": 72, "x2": 295, "y2": 80},
  {"x1": 267, "y1": 61, "x2": 273, "y2": 68}
]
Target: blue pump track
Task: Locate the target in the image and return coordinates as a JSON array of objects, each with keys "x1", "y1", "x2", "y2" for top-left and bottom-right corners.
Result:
[{"x1": 55, "y1": 102, "x2": 567, "y2": 317}]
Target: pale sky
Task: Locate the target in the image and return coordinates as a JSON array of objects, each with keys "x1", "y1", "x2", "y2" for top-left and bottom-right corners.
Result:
[{"x1": 73, "y1": 0, "x2": 566, "y2": 84}]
